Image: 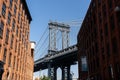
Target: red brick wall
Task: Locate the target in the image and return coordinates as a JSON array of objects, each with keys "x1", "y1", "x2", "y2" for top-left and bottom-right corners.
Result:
[
  {"x1": 0, "y1": 0, "x2": 33, "y2": 80},
  {"x1": 77, "y1": 0, "x2": 120, "y2": 80}
]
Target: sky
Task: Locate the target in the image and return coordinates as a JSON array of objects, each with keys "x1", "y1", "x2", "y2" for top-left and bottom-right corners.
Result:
[{"x1": 26, "y1": 0, "x2": 91, "y2": 79}]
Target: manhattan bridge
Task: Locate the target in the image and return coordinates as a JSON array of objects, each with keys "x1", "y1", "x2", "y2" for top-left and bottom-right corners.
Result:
[{"x1": 34, "y1": 20, "x2": 82, "y2": 80}]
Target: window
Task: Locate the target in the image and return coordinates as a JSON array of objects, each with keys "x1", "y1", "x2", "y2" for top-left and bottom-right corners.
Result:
[
  {"x1": 108, "y1": 0, "x2": 113, "y2": 10},
  {"x1": 19, "y1": 30, "x2": 21, "y2": 41},
  {"x1": 12, "y1": 19, "x2": 15, "y2": 31},
  {"x1": 112, "y1": 37, "x2": 118, "y2": 54},
  {"x1": 106, "y1": 43, "x2": 110, "y2": 57},
  {"x1": 100, "y1": 29, "x2": 103, "y2": 42},
  {"x1": 27, "y1": 32, "x2": 29, "y2": 39},
  {"x1": 9, "y1": 0, "x2": 13, "y2": 9},
  {"x1": 7, "y1": 72, "x2": 9, "y2": 79},
  {"x1": 108, "y1": 65, "x2": 114, "y2": 80},
  {"x1": 93, "y1": 59, "x2": 96, "y2": 71},
  {"x1": 18, "y1": 43, "x2": 20, "y2": 55},
  {"x1": 96, "y1": 57, "x2": 99, "y2": 68},
  {"x1": 10, "y1": 35, "x2": 14, "y2": 48},
  {"x1": 101, "y1": 47, "x2": 105, "y2": 60},
  {"x1": 116, "y1": 10, "x2": 120, "y2": 27},
  {"x1": 3, "y1": 48, "x2": 7, "y2": 62},
  {"x1": 26, "y1": 44, "x2": 28, "y2": 50},
  {"x1": 102, "y1": 5, "x2": 107, "y2": 18},
  {"x1": 95, "y1": 42, "x2": 98, "y2": 53},
  {"x1": 14, "y1": 5, "x2": 17, "y2": 16},
  {"x1": 5, "y1": 29, "x2": 9, "y2": 44},
  {"x1": 81, "y1": 56, "x2": 88, "y2": 71},
  {"x1": 98, "y1": 0, "x2": 101, "y2": 6},
  {"x1": 20, "y1": 21, "x2": 22, "y2": 28},
  {"x1": 22, "y1": 35, "x2": 23, "y2": 43},
  {"x1": 13, "y1": 56, "x2": 16, "y2": 69},
  {"x1": 0, "y1": 45, "x2": 1, "y2": 53},
  {"x1": 0, "y1": 21, "x2": 4, "y2": 39},
  {"x1": 93, "y1": 15, "x2": 96, "y2": 26},
  {"x1": 92, "y1": 2, "x2": 96, "y2": 9},
  {"x1": 7, "y1": 12, "x2": 11, "y2": 25},
  {"x1": 96, "y1": 74, "x2": 101, "y2": 80},
  {"x1": 92, "y1": 46, "x2": 95, "y2": 56},
  {"x1": 15, "y1": 39, "x2": 17, "y2": 52},
  {"x1": 98, "y1": 12, "x2": 102, "y2": 24},
  {"x1": 2, "y1": 3, "x2": 6, "y2": 17},
  {"x1": 115, "y1": 63, "x2": 120, "y2": 79},
  {"x1": 16, "y1": 59, "x2": 19, "y2": 71},
  {"x1": 8, "y1": 53, "x2": 12, "y2": 67},
  {"x1": 110, "y1": 15, "x2": 115, "y2": 32},
  {"x1": 104, "y1": 23, "x2": 108, "y2": 36},
  {"x1": 18, "y1": 13, "x2": 20, "y2": 23},
  {"x1": 16, "y1": 26, "x2": 18, "y2": 36},
  {"x1": 92, "y1": 34, "x2": 97, "y2": 46}
]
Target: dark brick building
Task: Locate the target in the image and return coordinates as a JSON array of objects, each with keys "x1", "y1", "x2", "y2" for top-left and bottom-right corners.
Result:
[{"x1": 77, "y1": 0, "x2": 120, "y2": 80}]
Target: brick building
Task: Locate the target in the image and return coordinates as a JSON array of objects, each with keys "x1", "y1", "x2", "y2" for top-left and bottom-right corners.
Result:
[
  {"x1": 0, "y1": 0, "x2": 34, "y2": 80},
  {"x1": 77, "y1": 0, "x2": 120, "y2": 80}
]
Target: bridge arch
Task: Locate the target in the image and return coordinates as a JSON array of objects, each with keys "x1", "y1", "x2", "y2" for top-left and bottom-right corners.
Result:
[{"x1": 57, "y1": 68, "x2": 62, "y2": 80}]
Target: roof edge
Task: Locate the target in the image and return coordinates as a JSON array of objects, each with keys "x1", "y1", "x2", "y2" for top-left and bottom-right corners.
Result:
[{"x1": 21, "y1": 0, "x2": 32, "y2": 23}]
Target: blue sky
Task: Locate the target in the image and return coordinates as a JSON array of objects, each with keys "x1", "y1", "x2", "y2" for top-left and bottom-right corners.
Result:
[{"x1": 26, "y1": 0, "x2": 91, "y2": 79}]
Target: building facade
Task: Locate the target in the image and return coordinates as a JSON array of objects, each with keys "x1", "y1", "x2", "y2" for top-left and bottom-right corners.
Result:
[
  {"x1": 0, "y1": 0, "x2": 33, "y2": 80},
  {"x1": 77, "y1": 0, "x2": 120, "y2": 80}
]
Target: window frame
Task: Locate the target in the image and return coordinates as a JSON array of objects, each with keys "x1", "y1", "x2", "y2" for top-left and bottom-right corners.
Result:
[{"x1": 2, "y1": 3, "x2": 6, "y2": 18}]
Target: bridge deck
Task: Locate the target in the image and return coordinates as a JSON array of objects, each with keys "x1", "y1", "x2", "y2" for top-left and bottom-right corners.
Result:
[{"x1": 34, "y1": 45, "x2": 78, "y2": 72}]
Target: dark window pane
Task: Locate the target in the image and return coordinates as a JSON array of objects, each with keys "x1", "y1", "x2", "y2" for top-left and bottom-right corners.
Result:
[
  {"x1": 10, "y1": 35, "x2": 14, "y2": 48},
  {"x1": 14, "y1": 5, "x2": 17, "y2": 16},
  {"x1": 112, "y1": 37, "x2": 118, "y2": 54},
  {"x1": 5, "y1": 29, "x2": 9, "y2": 44},
  {"x1": 108, "y1": 65, "x2": 114, "y2": 80},
  {"x1": 104, "y1": 23, "x2": 108, "y2": 36},
  {"x1": 3, "y1": 48, "x2": 7, "y2": 62},
  {"x1": 7, "y1": 12, "x2": 11, "y2": 25},
  {"x1": 12, "y1": 19, "x2": 15, "y2": 31},
  {"x1": 106, "y1": 43, "x2": 110, "y2": 57},
  {"x1": 0, "y1": 21, "x2": 4, "y2": 39},
  {"x1": 2, "y1": 3, "x2": 6, "y2": 17},
  {"x1": 9, "y1": 0, "x2": 13, "y2": 9},
  {"x1": 108, "y1": 0, "x2": 113, "y2": 10},
  {"x1": 81, "y1": 56, "x2": 88, "y2": 71},
  {"x1": 110, "y1": 15, "x2": 115, "y2": 33},
  {"x1": 102, "y1": 5, "x2": 107, "y2": 19},
  {"x1": 115, "y1": 63, "x2": 120, "y2": 79},
  {"x1": 8, "y1": 53, "x2": 12, "y2": 67}
]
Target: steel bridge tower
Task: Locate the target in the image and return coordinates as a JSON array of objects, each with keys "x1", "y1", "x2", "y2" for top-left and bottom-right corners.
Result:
[
  {"x1": 48, "y1": 21, "x2": 71, "y2": 80},
  {"x1": 48, "y1": 21, "x2": 70, "y2": 54}
]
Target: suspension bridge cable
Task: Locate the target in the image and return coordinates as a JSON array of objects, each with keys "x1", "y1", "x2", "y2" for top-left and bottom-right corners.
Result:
[
  {"x1": 63, "y1": 22, "x2": 82, "y2": 26},
  {"x1": 37, "y1": 30, "x2": 61, "y2": 58},
  {"x1": 34, "y1": 34, "x2": 49, "y2": 56},
  {"x1": 35, "y1": 26, "x2": 48, "y2": 49},
  {"x1": 60, "y1": 19, "x2": 83, "y2": 26},
  {"x1": 38, "y1": 45, "x2": 49, "y2": 58},
  {"x1": 60, "y1": 19, "x2": 83, "y2": 23},
  {"x1": 34, "y1": 46, "x2": 48, "y2": 60}
]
